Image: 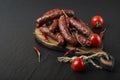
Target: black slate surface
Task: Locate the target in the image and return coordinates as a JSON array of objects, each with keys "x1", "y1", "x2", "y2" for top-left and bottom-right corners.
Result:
[{"x1": 0, "y1": 0, "x2": 120, "y2": 80}]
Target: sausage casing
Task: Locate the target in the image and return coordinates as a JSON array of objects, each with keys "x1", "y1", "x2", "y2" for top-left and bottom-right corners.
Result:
[
  {"x1": 49, "y1": 19, "x2": 58, "y2": 32},
  {"x1": 58, "y1": 16, "x2": 77, "y2": 46},
  {"x1": 36, "y1": 9, "x2": 74, "y2": 27},
  {"x1": 70, "y1": 17, "x2": 93, "y2": 36}
]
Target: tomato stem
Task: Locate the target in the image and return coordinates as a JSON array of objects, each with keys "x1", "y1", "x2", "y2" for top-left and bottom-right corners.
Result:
[{"x1": 96, "y1": 22, "x2": 101, "y2": 27}]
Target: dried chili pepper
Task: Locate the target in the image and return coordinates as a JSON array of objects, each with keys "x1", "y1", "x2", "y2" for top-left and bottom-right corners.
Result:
[
  {"x1": 64, "y1": 48, "x2": 76, "y2": 56},
  {"x1": 33, "y1": 47, "x2": 41, "y2": 62},
  {"x1": 99, "y1": 28, "x2": 106, "y2": 39},
  {"x1": 41, "y1": 33, "x2": 49, "y2": 42}
]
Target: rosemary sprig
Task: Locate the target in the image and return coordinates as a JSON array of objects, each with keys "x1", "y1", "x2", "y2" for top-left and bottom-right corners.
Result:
[{"x1": 57, "y1": 52, "x2": 109, "y2": 69}]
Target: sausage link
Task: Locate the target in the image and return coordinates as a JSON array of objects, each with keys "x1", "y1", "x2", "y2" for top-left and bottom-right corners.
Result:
[
  {"x1": 70, "y1": 17, "x2": 93, "y2": 36},
  {"x1": 49, "y1": 19, "x2": 58, "y2": 32},
  {"x1": 36, "y1": 9, "x2": 74, "y2": 27},
  {"x1": 75, "y1": 32, "x2": 91, "y2": 46},
  {"x1": 39, "y1": 27, "x2": 64, "y2": 46},
  {"x1": 58, "y1": 15, "x2": 77, "y2": 46},
  {"x1": 44, "y1": 9, "x2": 74, "y2": 16}
]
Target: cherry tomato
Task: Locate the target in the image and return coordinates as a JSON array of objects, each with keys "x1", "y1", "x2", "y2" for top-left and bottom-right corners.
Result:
[
  {"x1": 89, "y1": 33, "x2": 102, "y2": 46},
  {"x1": 71, "y1": 58, "x2": 85, "y2": 71},
  {"x1": 91, "y1": 15, "x2": 104, "y2": 28}
]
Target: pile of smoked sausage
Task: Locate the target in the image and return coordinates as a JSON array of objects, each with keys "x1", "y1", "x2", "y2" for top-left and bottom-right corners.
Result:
[{"x1": 36, "y1": 9, "x2": 93, "y2": 47}]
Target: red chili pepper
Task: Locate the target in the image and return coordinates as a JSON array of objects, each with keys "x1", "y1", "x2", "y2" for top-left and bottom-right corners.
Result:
[
  {"x1": 64, "y1": 48, "x2": 76, "y2": 56},
  {"x1": 99, "y1": 28, "x2": 106, "y2": 39},
  {"x1": 42, "y1": 33, "x2": 49, "y2": 42},
  {"x1": 33, "y1": 47, "x2": 41, "y2": 62}
]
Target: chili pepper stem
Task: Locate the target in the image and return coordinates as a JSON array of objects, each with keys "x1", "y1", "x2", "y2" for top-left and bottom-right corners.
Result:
[
  {"x1": 37, "y1": 52, "x2": 40, "y2": 62},
  {"x1": 100, "y1": 28, "x2": 106, "y2": 39},
  {"x1": 103, "y1": 28, "x2": 106, "y2": 33},
  {"x1": 33, "y1": 47, "x2": 41, "y2": 62}
]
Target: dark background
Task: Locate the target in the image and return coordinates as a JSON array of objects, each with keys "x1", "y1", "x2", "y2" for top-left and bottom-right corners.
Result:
[{"x1": 0, "y1": 0, "x2": 120, "y2": 80}]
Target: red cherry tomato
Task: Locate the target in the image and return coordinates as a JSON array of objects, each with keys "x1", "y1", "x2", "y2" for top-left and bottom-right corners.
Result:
[
  {"x1": 91, "y1": 15, "x2": 103, "y2": 28},
  {"x1": 89, "y1": 33, "x2": 102, "y2": 46},
  {"x1": 71, "y1": 58, "x2": 85, "y2": 71}
]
